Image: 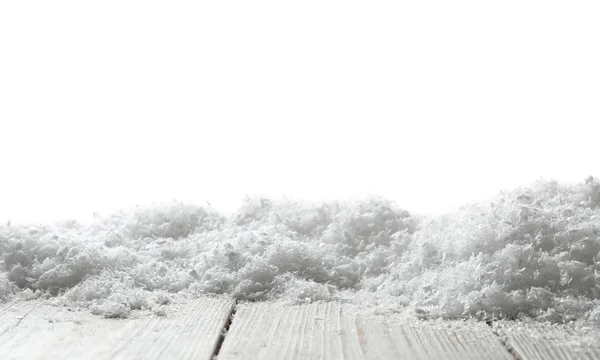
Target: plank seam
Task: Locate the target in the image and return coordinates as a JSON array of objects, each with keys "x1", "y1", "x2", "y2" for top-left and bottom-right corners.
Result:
[
  {"x1": 211, "y1": 300, "x2": 237, "y2": 359},
  {"x1": 486, "y1": 321, "x2": 523, "y2": 360},
  {"x1": 0, "y1": 301, "x2": 38, "y2": 338}
]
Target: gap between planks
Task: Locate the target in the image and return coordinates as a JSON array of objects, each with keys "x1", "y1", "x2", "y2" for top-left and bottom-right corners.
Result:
[{"x1": 5, "y1": 299, "x2": 599, "y2": 360}]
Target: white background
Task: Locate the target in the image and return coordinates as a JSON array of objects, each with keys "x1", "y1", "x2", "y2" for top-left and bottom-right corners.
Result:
[{"x1": 1, "y1": 1, "x2": 599, "y2": 223}]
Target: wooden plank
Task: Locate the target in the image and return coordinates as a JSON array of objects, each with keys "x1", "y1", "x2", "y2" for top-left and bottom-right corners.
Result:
[
  {"x1": 218, "y1": 302, "x2": 513, "y2": 360},
  {"x1": 0, "y1": 297, "x2": 234, "y2": 360},
  {"x1": 494, "y1": 320, "x2": 600, "y2": 360},
  {"x1": 0, "y1": 301, "x2": 40, "y2": 338},
  {"x1": 357, "y1": 315, "x2": 513, "y2": 360},
  {"x1": 218, "y1": 302, "x2": 359, "y2": 360}
]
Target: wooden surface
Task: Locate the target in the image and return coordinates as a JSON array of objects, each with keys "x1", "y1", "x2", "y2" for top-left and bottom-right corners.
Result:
[
  {"x1": 357, "y1": 315, "x2": 514, "y2": 360},
  {"x1": 494, "y1": 320, "x2": 600, "y2": 360},
  {"x1": 218, "y1": 301, "x2": 514, "y2": 360},
  {"x1": 0, "y1": 297, "x2": 234, "y2": 360},
  {"x1": 0, "y1": 301, "x2": 39, "y2": 338},
  {"x1": 3, "y1": 298, "x2": 600, "y2": 360}
]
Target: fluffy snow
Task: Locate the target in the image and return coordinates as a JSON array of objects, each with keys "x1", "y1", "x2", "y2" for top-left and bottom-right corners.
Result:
[{"x1": 1, "y1": 177, "x2": 600, "y2": 324}]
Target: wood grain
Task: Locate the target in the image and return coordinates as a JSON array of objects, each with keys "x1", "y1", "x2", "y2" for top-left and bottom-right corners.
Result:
[
  {"x1": 357, "y1": 315, "x2": 513, "y2": 360},
  {"x1": 7, "y1": 298, "x2": 599, "y2": 360},
  {"x1": 494, "y1": 320, "x2": 600, "y2": 360},
  {"x1": 0, "y1": 300, "x2": 39, "y2": 338},
  {"x1": 218, "y1": 302, "x2": 356, "y2": 360},
  {"x1": 0, "y1": 297, "x2": 234, "y2": 360},
  {"x1": 218, "y1": 302, "x2": 513, "y2": 360}
]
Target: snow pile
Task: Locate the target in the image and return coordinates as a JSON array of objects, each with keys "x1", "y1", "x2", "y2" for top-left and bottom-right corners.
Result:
[{"x1": 1, "y1": 177, "x2": 599, "y2": 323}]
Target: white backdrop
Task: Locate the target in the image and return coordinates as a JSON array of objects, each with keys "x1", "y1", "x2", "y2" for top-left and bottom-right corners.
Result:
[{"x1": 1, "y1": 1, "x2": 599, "y2": 223}]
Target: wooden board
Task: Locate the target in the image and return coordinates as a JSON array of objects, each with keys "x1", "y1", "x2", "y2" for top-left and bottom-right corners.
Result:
[
  {"x1": 0, "y1": 300, "x2": 39, "y2": 338},
  {"x1": 0, "y1": 297, "x2": 234, "y2": 360},
  {"x1": 494, "y1": 320, "x2": 600, "y2": 360},
  {"x1": 218, "y1": 302, "x2": 513, "y2": 360},
  {"x1": 357, "y1": 315, "x2": 513, "y2": 360}
]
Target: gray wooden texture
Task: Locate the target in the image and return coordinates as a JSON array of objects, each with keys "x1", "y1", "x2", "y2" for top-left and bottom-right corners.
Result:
[
  {"x1": 0, "y1": 297, "x2": 233, "y2": 360},
  {"x1": 218, "y1": 301, "x2": 514, "y2": 360}
]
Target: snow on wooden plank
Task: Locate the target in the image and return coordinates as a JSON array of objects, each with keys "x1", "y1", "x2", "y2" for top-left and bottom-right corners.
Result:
[
  {"x1": 494, "y1": 321, "x2": 600, "y2": 360},
  {"x1": 218, "y1": 301, "x2": 359, "y2": 360},
  {"x1": 0, "y1": 300, "x2": 39, "y2": 338},
  {"x1": 218, "y1": 302, "x2": 513, "y2": 360},
  {"x1": 356, "y1": 315, "x2": 513, "y2": 360},
  {"x1": 0, "y1": 297, "x2": 234, "y2": 360}
]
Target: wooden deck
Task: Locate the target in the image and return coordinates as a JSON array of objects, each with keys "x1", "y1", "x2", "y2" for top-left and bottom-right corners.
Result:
[
  {"x1": 1, "y1": 298, "x2": 599, "y2": 359},
  {"x1": 0, "y1": 298, "x2": 233, "y2": 360}
]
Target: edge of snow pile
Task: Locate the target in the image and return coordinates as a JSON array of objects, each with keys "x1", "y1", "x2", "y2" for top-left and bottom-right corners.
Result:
[{"x1": 1, "y1": 177, "x2": 599, "y2": 324}]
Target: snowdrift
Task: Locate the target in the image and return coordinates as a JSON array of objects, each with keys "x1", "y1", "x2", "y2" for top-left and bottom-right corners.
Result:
[{"x1": 1, "y1": 177, "x2": 600, "y2": 323}]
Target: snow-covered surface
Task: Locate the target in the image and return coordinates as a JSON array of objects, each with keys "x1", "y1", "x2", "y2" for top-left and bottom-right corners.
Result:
[
  {"x1": 219, "y1": 301, "x2": 513, "y2": 360},
  {"x1": 1, "y1": 177, "x2": 600, "y2": 324},
  {"x1": 0, "y1": 298, "x2": 232, "y2": 360},
  {"x1": 494, "y1": 319, "x2": 600, "y2": 359}
]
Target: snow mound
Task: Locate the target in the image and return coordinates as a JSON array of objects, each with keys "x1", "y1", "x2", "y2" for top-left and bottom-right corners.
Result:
[{"x1": 1, "y1": 177, "x2": 600, "y2": 323}]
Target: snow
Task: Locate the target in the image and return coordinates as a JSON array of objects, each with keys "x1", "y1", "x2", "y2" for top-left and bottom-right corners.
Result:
[{"x1": 1, "y1": 177, "x2": 599, "y2": 323}]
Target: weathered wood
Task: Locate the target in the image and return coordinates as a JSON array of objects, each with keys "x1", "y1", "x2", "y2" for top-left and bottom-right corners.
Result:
[
  {"x1": 357, "y1": 315, "x2": 513, "y2": 360},
  {"x1": 0, "y1": 297, "x2": 234, "y2": 360},
  {"x1": 218, "y1": 302, "x2": 358, "y2": 360},
  {"x1": 494, "y1": 320, "x2": 600, "y2": 360},
  {"x1": 8, "y1": 298, "x2": 600, "y2": 360},
  {"x1": 218, "y1": 302, "x2": 513, "y2": 360},
  {"x1": 0, "y1": 300, "x2": 39, "y2": 338}
]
